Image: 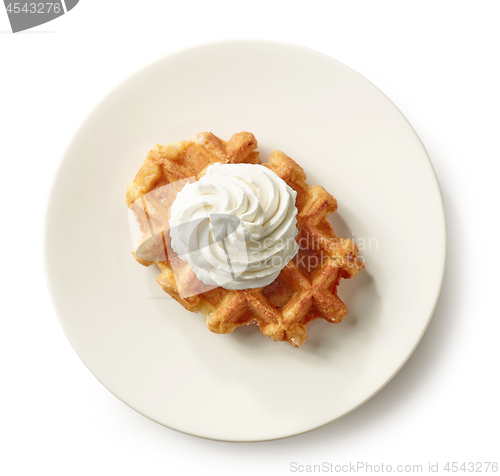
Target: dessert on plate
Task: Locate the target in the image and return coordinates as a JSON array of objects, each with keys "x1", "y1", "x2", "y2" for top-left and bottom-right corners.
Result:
[{"x1": 126, "y1": 131, "x2": 364, "y2": 347}]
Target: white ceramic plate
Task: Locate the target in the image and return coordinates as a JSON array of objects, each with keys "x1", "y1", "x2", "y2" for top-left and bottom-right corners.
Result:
[{"x1": 44, "y1": 40, "x2": 446, "y2": 442}]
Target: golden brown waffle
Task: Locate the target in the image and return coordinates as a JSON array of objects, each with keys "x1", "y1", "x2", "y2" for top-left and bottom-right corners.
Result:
[{"x1": 126, "y1": 132, "x2": 364, "y2": 347}]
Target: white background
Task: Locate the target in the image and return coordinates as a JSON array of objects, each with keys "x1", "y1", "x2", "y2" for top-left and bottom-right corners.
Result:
[{"x1": 1, "y1": 1, "x2": 499, "y2": 475}]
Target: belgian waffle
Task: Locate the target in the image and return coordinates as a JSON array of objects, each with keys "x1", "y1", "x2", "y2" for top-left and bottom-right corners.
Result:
[{"x1": 126, "y1": 132, "x2": 364, "y2": 347}]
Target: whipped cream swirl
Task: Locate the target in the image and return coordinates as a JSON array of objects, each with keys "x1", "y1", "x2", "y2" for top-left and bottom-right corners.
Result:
[{"x1": 169, "y1": 163, "x2": 299, "y2": 290}]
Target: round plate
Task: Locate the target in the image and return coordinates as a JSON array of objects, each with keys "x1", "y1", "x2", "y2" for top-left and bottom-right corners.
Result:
[{"x1": 44, "y1": 40, "x2": 446, "y2": 442}]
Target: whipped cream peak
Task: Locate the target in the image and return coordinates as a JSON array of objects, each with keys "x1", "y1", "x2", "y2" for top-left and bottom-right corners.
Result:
[{"x1": 169, "y1": 163, "x2": 299, "y2": 290}]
